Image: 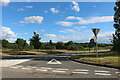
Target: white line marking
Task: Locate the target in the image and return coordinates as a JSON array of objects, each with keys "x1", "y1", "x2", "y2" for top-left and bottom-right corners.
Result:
[
  {"x1": 10, "y1": 67, "x2": 19, "y2": 69},
  {"x1": 14, "y1": 65, "x2": 23, "y2": 68},
  {"x1": 72, "y1": 72, "x2": 88, "y2": 74},
  {"x1": 53, "y1": 70, "x2": 66, "y2": 73},
  {"x1": 40, "y1": 67, "x2": 53, "y2": 69},
  {"x1": 115, "y1": 72, "x2": 120, "y2": 74},
  {"x1": 1, "y1": 59, "x2": 30, "y2": 67},
  {"x1": 95, "y1": 70, "x2": 109, "y2": 73},
  {"x1": 32, "y1": 67, "x2": 37, "y2": 68},
  {"x1": 21, "y1": 68, "x2": 31, "y2": 70},
  {"x1": 95, "y1": 73, "x2": 111, "y2": 76},
  {"x1": 74, "y1": 69, "x2": 89, "y2": 71},
  {"x1": 56, "y1": 68, "x2": 68, "y2": 71},
  {"x1": 36, "y1": 69, "x2": 48, "y2": 72}
]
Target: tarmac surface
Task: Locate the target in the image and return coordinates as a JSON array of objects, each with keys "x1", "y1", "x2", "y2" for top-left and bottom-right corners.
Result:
[{"x1": 1, "y1": 53, "x2": 120, "y2": 79}]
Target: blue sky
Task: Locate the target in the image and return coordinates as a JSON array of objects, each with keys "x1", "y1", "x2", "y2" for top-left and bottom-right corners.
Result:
[{"x1": 1, "y1": 1, "x2": 115, "y2": 43}]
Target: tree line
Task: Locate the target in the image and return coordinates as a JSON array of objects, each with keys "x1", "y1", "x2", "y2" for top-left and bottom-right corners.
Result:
[
  {"x1": 0, "y1": 32, "x2": 112, "y2": 51},
  {"x1": 112, "y1": 1, "x2": 120, "y2": 53}
]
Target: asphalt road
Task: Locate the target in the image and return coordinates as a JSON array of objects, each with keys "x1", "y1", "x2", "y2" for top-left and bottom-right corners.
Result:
[{"x1": 2, "y1": 53, "x2": 120, "y2": 79}]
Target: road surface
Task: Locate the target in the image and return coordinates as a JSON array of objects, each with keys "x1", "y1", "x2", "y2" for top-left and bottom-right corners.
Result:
[{"x1": 1, "y1": 53, "x2": 120, "y2": 79}]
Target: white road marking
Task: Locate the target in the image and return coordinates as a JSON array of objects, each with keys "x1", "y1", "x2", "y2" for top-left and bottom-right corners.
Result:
[
  {"x1": 56, "y1": 68, "x2": 68, "y2": 71},
  {"x1": 115, "y1": 72, "x2": 120, "y2": 74},
  {"x1": 32, "y1": 67, "x2": 37, "y2": 68},
  {"x1": 95, "y1": 70, "x2": 109, "y2": 73},
  {"x1": 95, "y1": 73, "x2": 111, "y2": 76},
  {"x1": 1, "y1": 59, "x2": 30, "y2": 67},
  {"x1": 10, "y1": 67, "x2": 19, "y2": 69},
  {"x1": 47, "y1": 59, "x2": 62, "y2": 64},
  {"x1": 21, "y1": 68, "x2": 31, "y2": 70},
  {"x1": 16, "y1": 66, "x2": 23, "y2": 68},
  {"x1": 40, "y1": 67, "x2": 53, "y2": 69},
  {"x1": 53, "y1": 70, "x2": 66, "y2": 73},
  {"x1": 72, "y1": 72, "x2": 88, "y2": 74},
  {"x1": 36, "y1": 69, "x2": 48, "y2": 72},
  {"x1": 74, "y1": 69, "x2": 89, "y2": 71}
]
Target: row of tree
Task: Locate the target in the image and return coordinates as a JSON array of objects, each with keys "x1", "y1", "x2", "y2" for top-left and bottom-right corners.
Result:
[{"x1": 0, "y1": 32, "x2": 112, "y2": 51}]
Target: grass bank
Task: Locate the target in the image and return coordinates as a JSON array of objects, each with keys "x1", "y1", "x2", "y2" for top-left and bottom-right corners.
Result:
[{"x1": 70, "y1": 51, "x2": 120, "y2": 68}]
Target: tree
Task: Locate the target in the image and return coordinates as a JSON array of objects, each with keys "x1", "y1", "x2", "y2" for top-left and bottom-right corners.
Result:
[
  {"x1": 56, "y1": 41, "x2": 64, "y2": 49},
  {"x1": 2, "y1": 39, "x2": 9, "y2": 48},
  {"x1": 112, "y1": 1, "x2": 120, "y2": 52},
  {"x1": 29, "y1": 32, "x2": 41, "y2": 49},
  {"x1": 15, "y1": 38, "x2": 28, "y2": 50}
]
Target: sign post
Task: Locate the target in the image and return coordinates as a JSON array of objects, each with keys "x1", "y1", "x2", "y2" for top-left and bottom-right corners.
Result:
[{"x1": 92, "y1": 28, "x2": 100, "y2": 58}]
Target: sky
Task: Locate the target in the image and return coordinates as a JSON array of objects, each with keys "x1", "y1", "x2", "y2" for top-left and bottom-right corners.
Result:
[{"x1": 1, "y1": 1, "x2": 116, "y2": 43}]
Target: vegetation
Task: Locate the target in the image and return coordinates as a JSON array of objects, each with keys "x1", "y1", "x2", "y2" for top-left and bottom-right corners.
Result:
[
  {"x1": 70, "y1": 51, "x2": 120, "y2": 67},
  {"x1": 29, "y1": 32, "x2": 41, "y2": 49},
  {"x1": 112, "y1": 1, "x2": 120, "y2": 53}
]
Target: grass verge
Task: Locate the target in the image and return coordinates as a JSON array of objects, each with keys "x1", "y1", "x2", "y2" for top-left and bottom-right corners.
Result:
[{"x1": 70, "y1": 51, "x2": 120, "y2": 68}]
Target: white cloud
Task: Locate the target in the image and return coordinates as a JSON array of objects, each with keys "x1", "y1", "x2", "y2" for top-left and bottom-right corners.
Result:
[
  {"x1": 20, "y1": 16, "x2": 44, "y2": 24},
  {"x1": 77, "y1": 16, "x2": 114, "y2": 24},
  {"x1": 16, "y1": 33, "x2": 29, "y2": 35},
  {"x1": 17, "y1": 8, "x2": 25, "y2": 12},
  {"x1": 43, "y1": 30, "x2": 114, "y2": 43},
  {"x1": 56, "y1": 21, "x2": 74, "y2": 26},
  {"x1": 50, "y1": 8, "x2": 59, "y2": 14},
  {"x1": 98, "y1": 31, "x2": 114, "y2": 37},
  {"x1": 1, "y1": 0, "x2": 11, "y2": 6},
  {"x1": 57, "y1": 16, "x2": 113, "y2": 26},
  {"x1": 66, "y1": 16, "x2": 82, "y2": 20},
  {"x1": 25, "y1": 6, "x2": 33, "y2": 8},
  {"x1": 6, "y1": 38, "x2": 16, "y2": 43},
  {"x1": 74, "y1": 26, "x2": 87, "y2": 30},
  {"x1": 0, "y1": 26, "x2": 16, "y2": 39},
  {"x1": 97, "y1": 31, "x2": 114, "y2": 43},
  {"x1": 71, "y1": 1, "x2": 80, "y2": 12},
  {"x1": 44, "y1": 34, "x2": 57, "y2": 38},
  {"x1": 59, "y1": 29, "x2": 76, "y2": 33}
]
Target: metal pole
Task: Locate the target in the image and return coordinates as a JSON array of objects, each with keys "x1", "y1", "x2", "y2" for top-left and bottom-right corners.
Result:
[{"x1": 96, "y1": 36, "x2": 98, "y2": 58}]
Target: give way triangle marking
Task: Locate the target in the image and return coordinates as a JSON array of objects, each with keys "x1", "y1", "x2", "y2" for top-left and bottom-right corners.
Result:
[{"x1": 47, "y1": 59, "x2": 62, "y2": 64}]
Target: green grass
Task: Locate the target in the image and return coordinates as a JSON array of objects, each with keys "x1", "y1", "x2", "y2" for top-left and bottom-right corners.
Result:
[{"x1": 70, "y1": 51, "x2": 120, "y2": 67}]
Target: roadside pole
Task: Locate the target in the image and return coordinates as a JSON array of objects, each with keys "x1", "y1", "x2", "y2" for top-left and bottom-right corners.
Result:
[{"x1": 92, "y1": 28, "x2": 100, "y2": 58}]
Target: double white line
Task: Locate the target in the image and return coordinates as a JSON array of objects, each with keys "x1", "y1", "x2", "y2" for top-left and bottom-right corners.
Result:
[{"x1": 95, "y1": 70, "x2": 111, "y2": 76}]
